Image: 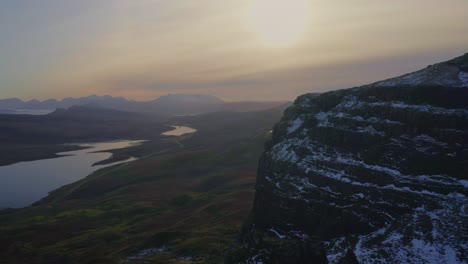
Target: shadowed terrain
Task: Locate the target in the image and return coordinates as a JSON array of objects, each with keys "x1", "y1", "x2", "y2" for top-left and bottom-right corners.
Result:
[{"x1": 0, "y1": 105, "x2": 287, "y2": 263}]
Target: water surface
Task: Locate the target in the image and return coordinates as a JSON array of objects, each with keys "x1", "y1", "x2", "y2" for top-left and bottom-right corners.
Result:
[
  {"x1": 161, "y1": 126, "x2": 197, "y2": 136},
  {"x1": 0, "y1": 109, "x2": 54, "y2": 115},
  {"x1": 0, "y1": 140, "x2": 143, "y2": 208}
]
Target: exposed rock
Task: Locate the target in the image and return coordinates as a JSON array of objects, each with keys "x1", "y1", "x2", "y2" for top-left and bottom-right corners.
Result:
[
  {"x1": 337, "y1": 249, "x2": 359, "y2": 264},
  {"x1": 226, "y1": 226, "x2": 328, "y2": 264},
  {"x1": 241, "y1": 54, "x2": 468, "y2": 263}
]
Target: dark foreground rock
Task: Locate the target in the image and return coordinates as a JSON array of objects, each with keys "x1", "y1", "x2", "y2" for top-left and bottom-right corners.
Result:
[{"x1": 235, "y1": 54, "x2": 468, "y2": 263}]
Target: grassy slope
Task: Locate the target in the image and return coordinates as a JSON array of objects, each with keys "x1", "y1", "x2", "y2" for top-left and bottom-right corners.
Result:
[{"x1": 0, "y1": 107, "x2": 285, "y2": 264}]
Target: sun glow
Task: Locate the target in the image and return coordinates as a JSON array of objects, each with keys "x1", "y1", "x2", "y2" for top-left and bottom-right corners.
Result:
[{"x1": 249, "y1": 0, "x2": 310, "y2": 47}]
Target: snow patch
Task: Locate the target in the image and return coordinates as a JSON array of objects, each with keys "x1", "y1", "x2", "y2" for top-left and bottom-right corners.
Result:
[
  {"x1": 315, "y1": 111, "x2": 387, "y2": 136},
  {"x1": 288, "y1": 118, "x2": 304, "y2": 133},
  {"x1": 458, "y1": 71, "x2": 468, "y2": 87},
  {"x1": 269, "y1": 229, "x2": 286, "y2": 239},
  {"x1": 373, "y1": 64, "x2": 462, "y2": 88},
  {"x1": 354, "y1": 193, "x2": 365, "y2": 199},
  {"x1": 367, "y1": 101, "x2": 468, "y2": 116}
]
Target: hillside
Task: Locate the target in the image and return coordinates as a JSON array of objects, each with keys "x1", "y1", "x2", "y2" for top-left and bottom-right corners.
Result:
[{"x1": 0, "y1": 106, "x2": 286, "y2": 263}]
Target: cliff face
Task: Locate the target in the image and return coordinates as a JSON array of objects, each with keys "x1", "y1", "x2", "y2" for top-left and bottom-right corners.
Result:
[{"x1": 246, "y1": 54, "x2": 468, "y2": 263}]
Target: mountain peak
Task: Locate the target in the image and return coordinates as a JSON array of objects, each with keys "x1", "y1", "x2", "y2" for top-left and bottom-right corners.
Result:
[{"x1": 372, "y1": 53, "x2": 468, "y2": 88}]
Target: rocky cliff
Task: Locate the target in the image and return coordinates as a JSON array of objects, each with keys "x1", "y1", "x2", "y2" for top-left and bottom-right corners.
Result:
[{"x1": 238, "y1": 54, "x2": 468, "y2": 263}]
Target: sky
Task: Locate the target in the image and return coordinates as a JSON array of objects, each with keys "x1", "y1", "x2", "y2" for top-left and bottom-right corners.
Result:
[{"x1": 0, "y1": 0, "x2": 467, "y2": 101}]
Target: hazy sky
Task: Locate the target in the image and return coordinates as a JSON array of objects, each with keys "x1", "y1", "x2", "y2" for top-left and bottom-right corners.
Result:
[{"x1": 1, "y1": 0, "x2": 467, "y2": 101}]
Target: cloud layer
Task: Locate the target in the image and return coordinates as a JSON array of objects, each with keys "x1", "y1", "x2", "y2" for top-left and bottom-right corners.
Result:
[{"x1": 1, "y1": 0, "x2": 467, "y2": 100}]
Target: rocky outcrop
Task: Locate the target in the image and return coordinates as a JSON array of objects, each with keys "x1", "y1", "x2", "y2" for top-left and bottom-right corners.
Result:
[
  {"x1": 226, "y1": 227, "x2": 328, "y2": 264},
  {"x1": 242, "y1": 54, "x2": 468, "y2": 263}
]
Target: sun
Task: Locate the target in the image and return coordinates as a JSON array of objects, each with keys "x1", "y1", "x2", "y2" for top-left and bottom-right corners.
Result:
[{"x1": 248, "y1": 0, "x2": 310, "y2": 47}]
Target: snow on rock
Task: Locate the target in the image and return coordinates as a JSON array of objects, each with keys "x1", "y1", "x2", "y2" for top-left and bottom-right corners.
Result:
[
  {"x1": 287, "y1": 117, "x2": 304, "y2": 133},
  {"x1": 373, "y1": 63, "x2": 465, "y2": 88},
  {"x1": 459, "y1": 71, "x2": 468, "y2": 87},
  {"x1": 269, "y1": 229, "x2": 286, "y2": 239},
  {"x1": 344, "y1": 201, "x2": 467, "y2": 264},
  {"x1": 246, "y1": 54, "x2": 468, "y2": 264},
  {"x1": 366, "y1": 100, "x2": 468, "y2": 116}
]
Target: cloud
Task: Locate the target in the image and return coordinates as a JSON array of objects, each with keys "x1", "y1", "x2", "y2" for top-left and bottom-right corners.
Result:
[
  {"x1": 1, "y1": 0, "x2": 467, "y2": 100},
  {"x1": 99, "y1": 47, "x2": 468, "y2": 101}
]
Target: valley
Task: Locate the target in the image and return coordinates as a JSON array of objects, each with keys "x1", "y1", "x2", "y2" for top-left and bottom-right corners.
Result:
[{"x1": 0, "y1": 105, "x2": 287, "y2": 263}]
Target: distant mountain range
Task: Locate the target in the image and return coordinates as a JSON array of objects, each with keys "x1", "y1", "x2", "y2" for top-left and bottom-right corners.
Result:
[{"x1": 0, "y1": 94, "x2": 288, "y2": 116}]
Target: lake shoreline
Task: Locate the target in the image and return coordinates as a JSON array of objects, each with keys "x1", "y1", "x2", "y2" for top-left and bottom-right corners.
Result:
[
  {"x1": 0, "y1": 144, "x2": 89, "y2": 167},
  {"x1": 0, "y1": 140, "x2": 144, "y2": 208}
]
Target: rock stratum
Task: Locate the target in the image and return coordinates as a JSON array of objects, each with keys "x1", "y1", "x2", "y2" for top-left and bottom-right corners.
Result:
[{"x1": 234, "y1": 54, "x2": 468, "y2": 263}]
